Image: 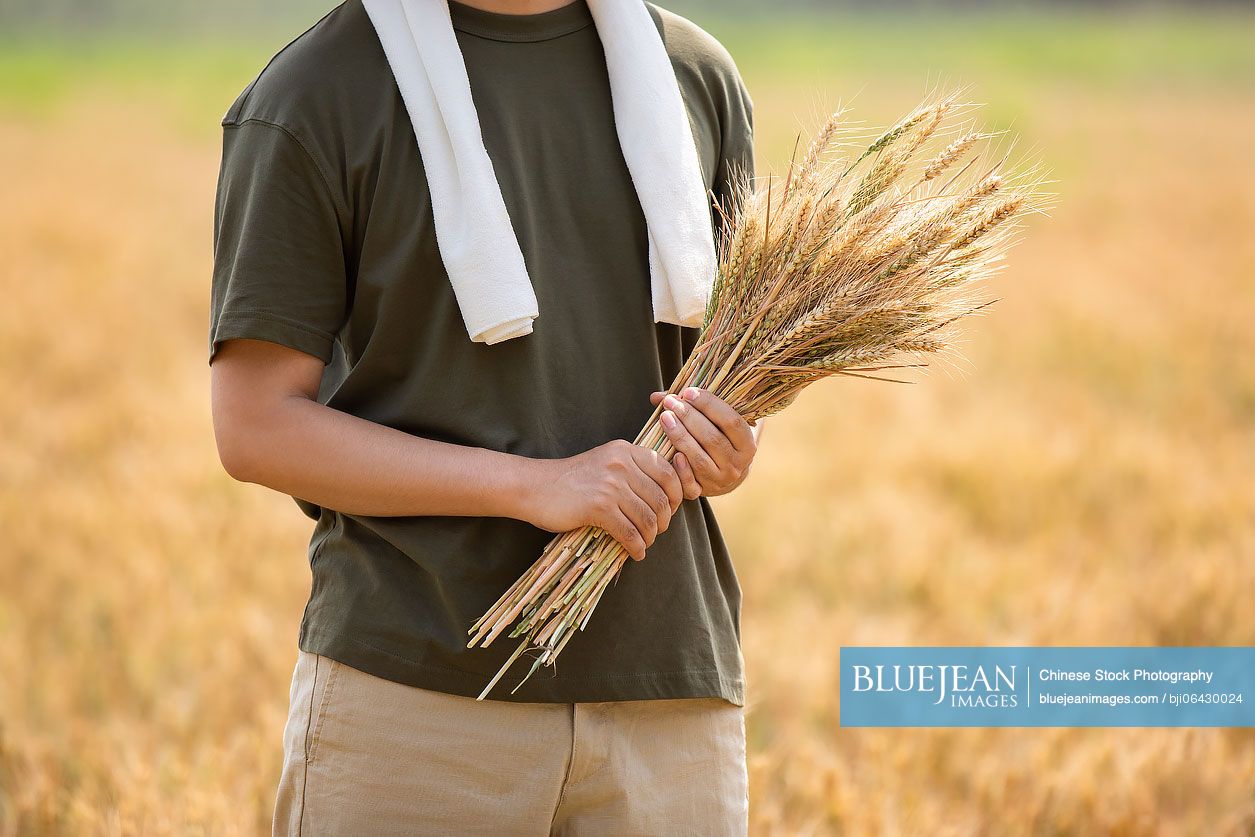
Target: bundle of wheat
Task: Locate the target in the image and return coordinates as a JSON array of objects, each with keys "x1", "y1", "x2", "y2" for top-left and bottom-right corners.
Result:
[{"x1": 469, "y1": 90, "x2": 1045, "y2": 699}]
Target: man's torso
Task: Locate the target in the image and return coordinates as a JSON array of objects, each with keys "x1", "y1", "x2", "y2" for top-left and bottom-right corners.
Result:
[{"x1": 211, "y1": 0, "x2": 754, "y2": 703}]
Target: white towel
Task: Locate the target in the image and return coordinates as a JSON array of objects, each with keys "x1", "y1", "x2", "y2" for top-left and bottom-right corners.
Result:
[{"x1": 362, "y1": 0, "x2": 718, "y2": 344}]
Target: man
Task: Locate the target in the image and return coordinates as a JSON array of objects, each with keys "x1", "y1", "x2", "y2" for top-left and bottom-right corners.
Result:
[{"x1": 208, "y1": 0, "x2": 757, "y2": 832}]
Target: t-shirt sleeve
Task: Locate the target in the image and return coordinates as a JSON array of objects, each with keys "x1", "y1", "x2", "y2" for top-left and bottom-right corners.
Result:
[
  {"x1": 711, "y1": 74, "x2": 755, "y2": 246},
  {"x1": 209, "y1": 119, "x2": 349, "y2": 365},
  {"x1": 684, "y1": 74, "x2": 754, "y2": 354}
]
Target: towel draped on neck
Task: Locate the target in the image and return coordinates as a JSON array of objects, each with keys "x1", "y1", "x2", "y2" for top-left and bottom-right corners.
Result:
[{"x1": 362, "y1": 0, "x2": 718, "y2": 344}]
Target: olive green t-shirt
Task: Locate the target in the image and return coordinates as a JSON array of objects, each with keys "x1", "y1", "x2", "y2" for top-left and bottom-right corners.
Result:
[{"x1": 209, "y1": 0, "x2": 754, "y2": 704}]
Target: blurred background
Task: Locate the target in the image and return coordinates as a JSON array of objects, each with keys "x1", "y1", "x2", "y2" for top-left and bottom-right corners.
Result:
[{"x1": 2, "y1": 0, "x2": 1253, "y2": 833}]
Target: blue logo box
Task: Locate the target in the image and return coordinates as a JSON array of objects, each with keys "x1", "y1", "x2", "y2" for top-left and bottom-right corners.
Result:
[{"x1": 839, "y1": 647, "x2": 1255, "y2": 727}]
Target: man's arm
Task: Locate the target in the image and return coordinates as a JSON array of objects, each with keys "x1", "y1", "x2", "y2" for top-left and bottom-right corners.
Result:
[{"x1": 211, "y1": 338, "x2": 682, "y2": 560}]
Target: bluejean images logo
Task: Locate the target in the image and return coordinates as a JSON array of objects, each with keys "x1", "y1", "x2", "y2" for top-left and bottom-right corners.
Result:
[
  {"x1": 840, "y1": 647, "x2": 1255, "y2": 728},
  {"x1": 851, "y1": 662, "x2": 1019, "y2": 708}
]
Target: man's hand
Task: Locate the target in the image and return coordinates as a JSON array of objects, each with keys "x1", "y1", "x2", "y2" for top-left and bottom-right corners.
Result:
[
  {"x1": 524, "y1": 441, "x2": 683, "y2": 561},
  {"x1": 649, "y1": 387, "x2": 758, "y2": 499}
]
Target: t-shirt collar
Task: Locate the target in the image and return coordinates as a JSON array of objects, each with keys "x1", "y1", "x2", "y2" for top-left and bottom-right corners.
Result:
[{"x1": 448, "y1": 0, "x2": 594, "y2": 43}]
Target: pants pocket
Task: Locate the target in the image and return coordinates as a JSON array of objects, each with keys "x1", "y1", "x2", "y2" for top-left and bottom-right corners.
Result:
[
  {"x1": 303, "y1": 653, "x2": 340, "y2": 764},
  {"x1": 274, "y1": 650, "x2": 341, "y2": 837}
]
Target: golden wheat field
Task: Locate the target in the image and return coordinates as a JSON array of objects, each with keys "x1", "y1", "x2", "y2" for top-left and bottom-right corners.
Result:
[{"x1": 2, "y1": 10, "x2": 1255, "y2": 835}]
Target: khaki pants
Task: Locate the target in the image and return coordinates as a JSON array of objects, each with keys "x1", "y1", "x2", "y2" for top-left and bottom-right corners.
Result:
[{"x1": 273, "y1": 651, "x2": 748, "y2": 836}]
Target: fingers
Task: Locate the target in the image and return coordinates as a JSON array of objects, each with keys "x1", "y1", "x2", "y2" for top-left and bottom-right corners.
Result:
[
  {"x1": 660, "y1": 393, "x2": 729, "y2": 475},
  {"x1": 676, "y1": 387, "x2": 756, "y2": 453},
  {"x1": 623, "y1": 485, "x2": 658, "y2": 545},
  {"x1": 673, "y1": 452, "x2": 703, "y2": 500},
  {"x1": 625, "y1": 466, "x2": 671, "y2": 538},
  {"x1": 629, "y1": 445, "x2": 683, "y2": 513},
  {"x1": 604, "y1": 508, "x2": 647, "y2": 560},
  {"x1": 651, "y1": 388, "x2": 756, "y2": 497},
  {"x1": 660, "y1": 409, "x2": 720, "y2": 492},
  {"x1": 653, "y1": 389, "x2": 754, "y2": 453},
  {"x1": 596, "y1": 441, "x2": 686, "y2": 561}
]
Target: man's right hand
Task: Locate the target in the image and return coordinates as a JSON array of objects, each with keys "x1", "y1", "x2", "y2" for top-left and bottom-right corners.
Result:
[{"x1": 521, "y1": 441, "x2": 683, "y2": 561}]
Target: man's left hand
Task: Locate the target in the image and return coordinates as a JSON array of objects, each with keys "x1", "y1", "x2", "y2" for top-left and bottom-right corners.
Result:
[{"x1": 649, "y1": 387, "x2": 760, "y2": 499}]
